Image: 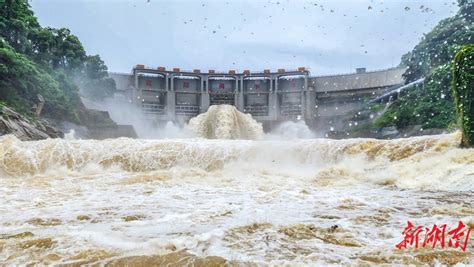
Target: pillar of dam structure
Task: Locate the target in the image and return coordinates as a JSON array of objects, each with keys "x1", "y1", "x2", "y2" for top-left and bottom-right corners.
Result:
[
  {"x1": 234, "y1": 76, "x2": 241, "y2": 111},
  {"x1": 200, "y1": 76, "x2": 210, "y2": 113},
  {"x1": 299, "y1": 76, "x2": 307, "y2": 120},
  {"x1": 305, "y1": 87, "x2": 317, "y2": 122},
  {"x1": 303, "y1": 73, "x2": 316, "y2": 122},
  {"x1": 167, "y1": 74, "x2": 176, "y2": 120},
  {"x1": 268, "y1": 76, "x2": 279, "y2": 121},
  {"x1": 272, "y1": 76, "x2": 280, "y2": 121},
  {"x1": 237, "y1": 76, "x2": 245, "y2": 111}
]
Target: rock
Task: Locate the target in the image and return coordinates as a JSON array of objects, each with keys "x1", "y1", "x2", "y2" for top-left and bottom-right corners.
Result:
[
  {"x1": 0, "y1": 106, "x2": 63, "y2": 141},
  {"x1": 377, "y1": 126, "x2": 399, "y2": 138}
]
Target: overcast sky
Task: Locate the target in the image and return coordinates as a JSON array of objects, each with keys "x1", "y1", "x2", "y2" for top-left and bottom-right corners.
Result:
[{"x1": 30, "y1": 0, "x2": 459, "y2": 75}]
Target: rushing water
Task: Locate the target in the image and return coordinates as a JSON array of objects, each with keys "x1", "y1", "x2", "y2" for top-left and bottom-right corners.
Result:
[
  {"x1": 187, "y1": 105, "x2": 264, "y2": 140},
  {"x1": 0, "y1": 106, "x2": 473, "y2": 265}
]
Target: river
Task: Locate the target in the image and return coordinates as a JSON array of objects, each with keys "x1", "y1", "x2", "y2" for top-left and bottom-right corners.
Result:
[{"x1": 0, "y1": 106, "x2": 473, "y2": 265}]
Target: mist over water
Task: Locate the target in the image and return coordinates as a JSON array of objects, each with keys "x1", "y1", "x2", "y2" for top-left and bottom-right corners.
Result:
[
  {"x1": 81, "y1": 97, "x2": 193, "y2": 139},
  {"x1": 0, "y1": 105, "x2": 473, "y2": 265},
  {"x1": 82, "y1": 98, "x2": 318, "y2": 140},
  {"x1": 267, "y1": 120, "x2": 318, "y2": 140}
]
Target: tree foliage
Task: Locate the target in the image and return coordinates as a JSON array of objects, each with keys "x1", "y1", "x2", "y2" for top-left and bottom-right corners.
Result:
[
  {"x1": 0, "y1": 0, "x2": 116, "y2": 122},
  {"x1": 30, "y1": 27, "x2": 86, "y2": 70},
  {"x1": 0, "y1": 41, "x2": 79, "y2": 121},
  {"x1": 0, "y1": 0, "x2": 39, "y2": 53},
  {"x1": 375, "y1": 64, "x2": 456, "y2": 130},
  {"x1": 452, "y1": 45, "x2": 474, "y2": 147},
  {"x1": 374, "y1": 0, "x2": 472, "y2": 130},
  {"x1": 400, "y1": 0, "x2": 473, "y2": 83}
]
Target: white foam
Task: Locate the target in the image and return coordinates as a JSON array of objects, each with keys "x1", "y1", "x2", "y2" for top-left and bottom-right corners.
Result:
[
  {"x1": 266, "y1": 120, "x2": 316, "y2": 140},
  {"x1": 1, "y1": 132, "x2": 473, "y2": 265}
]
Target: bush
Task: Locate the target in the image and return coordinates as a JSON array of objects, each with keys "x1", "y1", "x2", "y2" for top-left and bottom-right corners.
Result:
[
  {"x1": 0, "y1": 1, "x2": 116, "y2": 125},
  {"x1": 452, "y1": 45, "x2": 474, "y2": 147},
  {"x1": 0, "y1": 45, "x2": 79, "y2": 121},
  {"x1": 373, "y1": 64, "x2": 456, "y2": 130}
]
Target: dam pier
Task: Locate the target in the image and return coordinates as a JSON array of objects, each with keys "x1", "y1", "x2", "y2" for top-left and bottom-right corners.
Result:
[{"x1": 110, "y1": 65, "x2": 406, "y2": 130}]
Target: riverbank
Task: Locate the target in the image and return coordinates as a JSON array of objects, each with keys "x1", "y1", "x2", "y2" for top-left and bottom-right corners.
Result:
[
  {"x1": 0, "y1": 106, "x2": 63, "y2": 141},
  {"x1": 0, "y1": 105, "x2": 137, "y2": 141}
]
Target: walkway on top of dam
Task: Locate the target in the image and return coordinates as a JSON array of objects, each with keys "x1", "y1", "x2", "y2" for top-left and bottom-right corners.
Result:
[{"x1": 110, "y1": 66, "x2": 406, "y2": 94}]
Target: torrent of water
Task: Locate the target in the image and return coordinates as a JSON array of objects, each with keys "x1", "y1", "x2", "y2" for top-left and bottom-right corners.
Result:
[
  {"x1": 0, "y1": 105, "x2": 473, "y2": 265},
  {"x1": 187, "y1": 104, "x2": 264, "y2": 139}
]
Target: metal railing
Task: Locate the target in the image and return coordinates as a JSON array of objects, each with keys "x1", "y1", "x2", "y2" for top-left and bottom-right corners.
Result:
[
  {"x1": 134, "y1": 66, "x2": 309, "y2": 76},
  {"x1": 210, "y1": 99, "x2": 235, "y2": 105},
  {"x1": 280, "y1": 104, "x2": 302, "y2": 116},
  {"x1": 244, "y1": 105, "x2": 269, "y2": 116},
  {"x1": 142, "y1": 103, "x2": 165, "y2": 115},
  {"x1": 210, "y1": 94, "x2": 235, "y2": 105},
  {"x1": 175, "y1": 105, "x2": 199, "y2": 115}
]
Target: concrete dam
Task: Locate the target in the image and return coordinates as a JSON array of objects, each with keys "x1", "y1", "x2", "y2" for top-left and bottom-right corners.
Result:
[{"x1": 109, "y1": 65, "x2": 406, "y2": 130}]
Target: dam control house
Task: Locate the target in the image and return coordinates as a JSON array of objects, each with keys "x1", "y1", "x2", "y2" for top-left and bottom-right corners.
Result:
[{"x1": 110, "y1": 65, "x2": 406, "y2": 129}]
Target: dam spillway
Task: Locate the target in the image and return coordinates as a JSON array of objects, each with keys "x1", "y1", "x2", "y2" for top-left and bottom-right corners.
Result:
[{"x1": 109, "y1": 66, "x2": 406, "y2": 130}]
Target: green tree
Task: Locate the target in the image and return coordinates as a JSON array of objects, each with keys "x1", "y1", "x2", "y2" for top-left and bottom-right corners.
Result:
[
  {"x1": 0, "y1": 41, "x2": 78, "y2": 121},
  {"x1": 29, "y1": 27, "x2": 86, "y2": 70},
  {"x1": 401, "y1": 0, "x2": 473, "y2": 83},
  {"x1": 374, "y1": 65, "x2": 456, "y2": 130},
  {"x1": 371, "y1": 0, "x2": 472, "y2": 131},
  {"x1": 452, "y1": 45, "x2": 474, "y2": 147},
  {"x1": 0, "y1": 0, "x2": 39, "y2": 53},
  {"x1": 0, "y1": 0, "x2": 117, "y2": 123}
]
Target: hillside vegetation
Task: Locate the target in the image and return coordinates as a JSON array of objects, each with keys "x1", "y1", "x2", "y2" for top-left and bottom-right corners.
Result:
[
  {"x1": 0, "y1": 0, "x2": 115, "y2": 124},
  {"x1": 372, "y1": 0, "x2": 473, "y2": 130},
  {"x1": 452, "y1": 45, "x2": 474, "y2": 147}
]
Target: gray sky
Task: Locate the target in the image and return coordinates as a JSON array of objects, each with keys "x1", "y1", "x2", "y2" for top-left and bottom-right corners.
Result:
[{"x1": 30, "y1": 0, "x2": 459, "y2": 75}]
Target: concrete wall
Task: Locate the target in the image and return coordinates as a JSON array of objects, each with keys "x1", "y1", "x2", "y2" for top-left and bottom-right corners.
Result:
[
  {"x1": 243, "y1": 78, "x2": 270, "y2": 92},
  {"x1": 310, "y1": 67, "x2": 405, "y2": 92},
  {"x1": 176, "y1": 93, "x2": 199, "y2": 106},
  {"x1": 209, "y1": 79, "x2": 236, "y2": 93},
  {"x1": 138, "y1": 74, "x2": 166, "y2": 90},
  {"x1": 278, "y1": 78, "x2": 305, "y2": 91},
  {"x1": 244, "y1": 94, "x2": 268, "y2": 106},
  {"x1": 174, "y1": 77, "x2": 200, "y2": 92},
  {"x1": 140, "y1": 90, "x2": 166, "y2": 109}
]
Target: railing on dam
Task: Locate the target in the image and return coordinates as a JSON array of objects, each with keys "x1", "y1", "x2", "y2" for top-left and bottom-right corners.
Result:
[
  {"x1": 280, "y1": 104, "x2": 302, "y2": 116},
  {"x1": 244, "y1": 105, "x2": 269, "y2": 116},
  {"x1": 175, "y1": 105, "x2": 199, "y2": 115},
  {"x1": 142, "y1": 103, "x2": 165, "y2": 115},
  {"x1": 133, "y1": 65, "x2": 309, "y2": 76}
]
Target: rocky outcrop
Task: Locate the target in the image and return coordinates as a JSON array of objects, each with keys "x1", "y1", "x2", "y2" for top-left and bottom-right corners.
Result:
[{"x1": 0, "y1": 106, "x2": 63, "y2": 141}]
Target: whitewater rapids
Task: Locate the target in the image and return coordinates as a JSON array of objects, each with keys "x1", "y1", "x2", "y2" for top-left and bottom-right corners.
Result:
[{"x1": 0, "y1": 107, "x2": 473, "y2": 265}]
